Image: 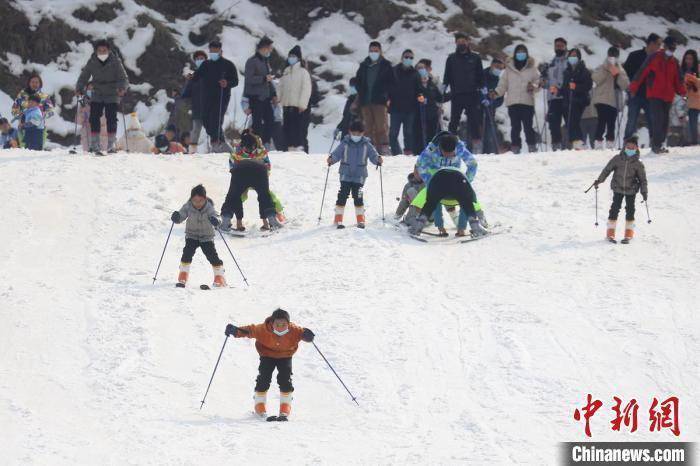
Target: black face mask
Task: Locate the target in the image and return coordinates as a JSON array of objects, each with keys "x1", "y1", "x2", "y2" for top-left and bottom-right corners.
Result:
[
  {"x1": 457, "y1": 44, "x2": 468, "y2": 53},
  {"x1": 555, "y1": 49, "x2": 566, "y2": 57}
]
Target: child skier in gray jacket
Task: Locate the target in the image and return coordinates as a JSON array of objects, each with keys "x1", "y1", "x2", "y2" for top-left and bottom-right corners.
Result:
[
  {"x1": 327, "y1": 120, "x2": 383, "y2": 228},
  {"x1": 170, "y1": 184, "x2": 226, "y2": 287}
]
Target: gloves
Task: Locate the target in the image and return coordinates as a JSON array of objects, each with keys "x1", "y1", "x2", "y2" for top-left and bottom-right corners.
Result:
[
  {"x1": 302, "y1": 328, "x2": 315, "y2": 342},
  {"x1": 481, "y1": 98, "x2": 490, "y2": 107},
  {"x1": 593, "y1": 180, "x2": 599, "y2": 188},
  {"x1": 171, "y1": 211, "x2": 181, "y2": 223},
  {"x1": 642, "y1": 193, "x2": 648, "y2": 201},
  {"x1": 377, "y1": 156, "x2": 383, "y2": 166},
  {"x1": 209, "y1": 216, "x2": 220, "y2": 227},
  {"x1": 225, "y1": 324, "x2": 238, "y2": 337}
]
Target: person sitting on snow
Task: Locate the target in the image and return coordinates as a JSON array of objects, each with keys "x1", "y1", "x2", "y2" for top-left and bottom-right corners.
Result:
[
  {"x1": 0, "y1": 118, "x2": 20, "y2": 149},
  {"x1": 225, "y1": 308, "x2": 315, "y2": 421},
  {"x1": 152, "y1": 133, "x2": 186, "y2": 154}
]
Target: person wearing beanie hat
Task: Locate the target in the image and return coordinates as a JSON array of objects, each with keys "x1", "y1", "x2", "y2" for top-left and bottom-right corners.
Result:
[
  {"x1": 170, "y1": 184, "x2": 227, "y2": 287},
  {"x1": 629, "y1": 35, "x2": 686, "y2": 153},
  {"x1": 224, "y1": 309, "x2": 315, "y2": 421},
  {"x1": 278, "y1": 44, "x2": 312, "y2": 151},
  {"x1": 244, "y1": 36, "x2": 277, "y2": 146},
  {"x1": 189, "y1": 38, "x2": 238, "y2": 152},
  {"x1": 593, "y1": 135, "x2": 648, "y2": 243}
]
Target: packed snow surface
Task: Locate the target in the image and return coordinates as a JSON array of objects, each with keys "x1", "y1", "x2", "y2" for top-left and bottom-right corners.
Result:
[{"x1": 0, "y1": 147, "x2": 698, "y2": 464}]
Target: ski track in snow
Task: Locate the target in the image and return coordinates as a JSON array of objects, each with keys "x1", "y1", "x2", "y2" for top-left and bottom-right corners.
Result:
[{"x1": 0, "y1": 148, "x2": 699, "y2": 465}]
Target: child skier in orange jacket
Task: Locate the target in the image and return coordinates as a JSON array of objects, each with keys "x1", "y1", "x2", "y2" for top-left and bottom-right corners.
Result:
[{"x1": 225, "y1": 308, "x2": 314, "y2": 421}]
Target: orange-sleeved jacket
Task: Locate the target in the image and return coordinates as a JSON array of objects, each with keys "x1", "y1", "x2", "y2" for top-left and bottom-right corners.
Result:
[
  {"x1": 235, "y1": 318, "x2": 305, "y2": 358},
  {"x1": 685, "y1": 73, "x2": 700, "y2": 110}
]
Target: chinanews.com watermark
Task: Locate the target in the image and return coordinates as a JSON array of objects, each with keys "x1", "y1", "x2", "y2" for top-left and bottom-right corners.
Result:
[{"x1": 560, "y1": 394, "x2": 696, "y2": 465}]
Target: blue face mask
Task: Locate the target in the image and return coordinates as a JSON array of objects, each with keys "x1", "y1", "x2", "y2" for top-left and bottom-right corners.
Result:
[
  {"x1": 86, "y1": 90, "x2": 93, "y2": 98},
  {"x1": 515, "y1": 52, "x2": 527, "y2": 61},
  {"x1": 262, "y1": 50, "x2": 271, "y2": 58},
  {"x1": 369, "y1": 52, "x2": 380, "y2": 62},
  {"x1": 348, "y1": 86, "x2": 357, "y2": 96},
  {"x1": 210, "y1": 53, "x2": 220, "y2": 61},
  {"x1": 350, "y1": 134, "x2": 363, "y2": 142},
  {"x1": 624, "y1": 148, "x2": 637, "y2": 157},
  {"x1": 418, "y1": 68, "x2": 429, "y2": 78},
  {"x1": 568, "y1": 56, "x2": 579, "y2": 66},
  {"x1": 288, "y1": 56, "x2": 298, "y2": 65},
  {"x1": 402, "y1": 58, "x2": 413, "y2": 67},
  {"x1": 194, "y1": 59, "x2": 205, "y2": 68},
  {"x1": 492, "y1": 68, "x2": 503, "y2": 77}
]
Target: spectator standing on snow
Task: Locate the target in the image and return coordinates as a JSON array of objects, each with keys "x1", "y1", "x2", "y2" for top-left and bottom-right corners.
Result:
[
  {"x1": 76, "y1": 40, "x2": 129, "y2": 154},
  {"x1": 182, "y1": 50, "x2": 208, "y2": 153},
  {"x1": 354, "y1": 41, "x2": 394, "y2": 155},
  {"x1": 191, "y1": 40, "x2": 238, "y2": 152},
  {"x1": 544, "y1": 37, "x2": 569, "y2": 150},
  {"x1": 414, "y1": 59, "x2": 445, "y2": 154},
  {"x1": 388, "y1": 49, "x2": 421, "y2": 155},
  {"x1": 443, "y1": 33, "x2": 485, "y2": 153},
  {"x1": 11, "y1": 74, "x2": 54, "y2": 148},
  {"x1": 681, "y1": 49, "x2": 699, "y2": 146},
  {"x1": 244, "y1": 36, "x2": 277, "y2": 147},
  {"x1": 622, "y1": 33, "x2": 662, "y2": 139},
  {"x1": 591, "y1": 46, "x2": 629, "y2": 149},
  {"x1": 629, "y1": 36, "x2": 686, "y2": 154},
  {"x1": 561, "y1": 48, "x2": 592, "y2": 150},
  {"x1": 277, "y1": 45, "x2": 312, "y2": 152},
  {"x1": 482, "y1": 58, "x2": 504, "y2": 154}
]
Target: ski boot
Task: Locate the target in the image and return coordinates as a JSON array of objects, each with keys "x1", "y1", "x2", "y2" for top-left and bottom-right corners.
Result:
[
  {"x1": 334, "y1": 205, "x2": 345, "y2": 229},
  {"x1": 408, "y1": 214, "x2": 428, "y2": 236},
  {"x1": 266, "y1": 213, "x2": 283, "y2": 230},
  {"x1": 355, "y1": 206, "x2": 366, "y2": 229},
  {"x1": 621, "y1": 220, "x2": 634, "y2": 244},
  {"x1": 468, "y1": 216, "x2": 488, "y2": 237},
  {"x1": 476, "y1": 209, "x2": 489, "y2": 229},
  {"x1": 278, "y1": 392, "x2": 292, "y2": 421},
  {"x1": 107, "y1": 133, "x2": 118, "y2": 154},
  {"x1": 212, "y1": 265, "x2": 227, "y2": 288},
  {"x1": 219, "y1": 215, "x2": 232, "y2": 232},
  {"x1": 606, "y1": 220, "x2": 617, "y2": 243},
  {"x1": 254, "y1": 391, "x2": 267, "y2": 418},
  {"x1": 176, "y1": 263, "x2": 190, "y2": 288}
]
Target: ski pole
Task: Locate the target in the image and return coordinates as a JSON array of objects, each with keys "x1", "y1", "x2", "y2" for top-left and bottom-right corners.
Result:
[
  {"x1": 642, "y1": 199, "x2": 652, "y2": 224},
  {"x1": 379, "y1": 164, "x2": 385, "y2": 223},
  {"x1": 584, "y1": 182, "x2": 596, "y2": 193},
  {"x1": 217, "y1": 229, "x2": 249, "y2": 287},
  {"x1": 566, "y1": 91, "x2": 574, "y2": 149},
  {"x1": 152, "y1": 221, "x2": 174, "y2": 284},
  {"x1": 69, "y1": 95, "x2": 79, "y2": 154},
  {"x1": 317, "y1": 136, "x2": 338, "y2": 225},
  {"x1": 594, "y1": 185, "x2": 599, "y2": 227},
  {"x1": 312, "y1": 341, "x2": 359, "y2": 406},
  {"x1": 199, "y1": 335, "x2": 229, "y2": 410}
]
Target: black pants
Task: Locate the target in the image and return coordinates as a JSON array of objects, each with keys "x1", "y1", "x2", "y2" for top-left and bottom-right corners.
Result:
[
  {"x1": 282, "y1": 106, "x2": 304, "y2": 149},
  {"x1": 547, "y1": 98, "x2": 565, "y2": 144},
  {"x1": 203, "y1": 93, "x2": 230, "y2": 142},
  {"x1": 449, "y1": 93, "x2": 481, "y2": 141},
  {"x1": 508, "y1": 104, "x2": 537, "y2": 147},
  {"x1": 90, "y1": 102, "x2": 118, "y2": 134},
  {"x1": 221, "y1": 162, "x2": 275, "y2": 220},
  {"x1": 180, "y1": 239, "x2": 223, "y2": 266},
  {"x1": 565, "y1": 101, "x2": 584, "y2": 142},
  {"x1": 336, "y1": 181, "x2": 364, "y2": 207},
  {"x1": 649, "y1": 98, "x2": 671, "y2": 150},
  {"x1": 608, "y1": 192, "x2": 636, "y2": 221},
  {"x1": 250, "y1": 96, "x2": 275, "y2": 144},
  {"x1": 595, "y1": 104, "x2": 618, "y2": 142},
  {"x1": 255, "y1": 357, "x2": 293, "y2": 392},
  {"x1": 423, "y1": 170, "x2": 477, "y2": 221}
]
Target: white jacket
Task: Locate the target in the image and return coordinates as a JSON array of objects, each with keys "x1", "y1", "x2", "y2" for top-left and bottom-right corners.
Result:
[
  {"x1": 277, "y1": 62, "x2": 312, "y2": 110},
  {"x1": 591, "y1": 62, "x2": 629, "y2": 108},
  {"x1": 495, "y1": 57, "x2": 540, "y2": 107}
]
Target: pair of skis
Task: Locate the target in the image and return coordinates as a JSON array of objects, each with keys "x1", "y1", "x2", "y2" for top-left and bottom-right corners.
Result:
[{"x1": 175, "y1": 283, "x2": 227, "y2": 290}]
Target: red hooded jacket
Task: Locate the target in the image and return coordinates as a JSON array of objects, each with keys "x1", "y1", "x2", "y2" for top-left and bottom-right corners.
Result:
[{"x1": 630, "y1": 51, "x2": 686, "y2": 103}]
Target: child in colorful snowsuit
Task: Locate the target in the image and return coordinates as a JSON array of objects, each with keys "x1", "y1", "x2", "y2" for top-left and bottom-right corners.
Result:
[
  {"x1": 225, "y1": 308, "x2": 314, "y2": 421},
  {"x1": 594, "y1": 135, "x2": 648, "y2": 243},
  {"x1": 170, "y1": 184, "x2": 227, "y2": 287},
  {"x1": 327, "y1": 120, "x2": 383, "y2": 228},
  {"x1": 22, "y1": 96, "x2": 45, "y2": 151}
]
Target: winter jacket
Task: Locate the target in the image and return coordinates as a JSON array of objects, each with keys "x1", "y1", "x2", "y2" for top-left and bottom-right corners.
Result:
[
  {"x1": 417, "y1": 78, "x2": 444, "y2": 120},
  {"x1": 443, "y1": 49, "x2": 484, "y2": 96},
  {"x1": 175, "y1": 198, "x2": 219, "y2": 242},
  {"x1": 192, "y1": 56, "x2": 239, "y2": 105},
  {"x1": 229, "y1": 133, "x2": 271, "y2": 170},
  {"x1": 23, "y1": 107, "x2": 44, "y2": 129},
  {"x1": 395, "y1": 172, "x2": 425, "y2": 217},
  {"x1": 685, "y1": 73, "x2": 700, "y2": 110},
  {"x1": 76, "y1": 52, "x2": 129, "y2": 104},
  {"x1": 355, "y1": 56, "x2": 395, "y2": 106},
  {"x1": 244, "y1": 53, "x2": 275, "y2": 99},
  {"x1": 591, "y1": 62, "x2": 630, "y2": 108},
  {"x1": 669, "y1": 95, "x2": 688, "y2": 127},
  {"x1": 495, "y1": 57, "x2": 540, "y2": 107},
  {"x1": 181, "y1": 77, "x2": 206, "y2": 120},
  {"x1": 234, "y1": 318, "x2": 305, "y2": 359},
  {"x1": 623, "y1": 48, "x2": 650, "y2": 98},
  {"x1": 596, "y1": 151, "x2": 648, "y2": 196},
  {"x1": 630, "y1": 51, "x2": 686, "y2": 103},
  {"x1": 546, "y1": 55, "x2": 568, "y2": 101},
  {"x1": 277, "y1": 62, "x2": 312, "y2": 110},
  {"x1": 562, "y1": 61, "x2": 593, "y2": 107},
  {"x1": 336, "y1": 94, "x2": 357, "y2": 137},
  {"x1": 416, "y1": 137, "x2": 477, "y2": 185},
  {"x1": 0, "y1": 127, "x2": 20, "y2": 149},
  {"x1": 389, "y1": 64, "x2": 421, "y2": 114},
  {"x1": 483, "y1": 68, "x2": 504, "y2": 108},
  {"x1": 12, "y1": 88, "x2": 54, "y2": 121},
  {"x1": 329, "y1": 135, "x2": 380, "y2": 184}
]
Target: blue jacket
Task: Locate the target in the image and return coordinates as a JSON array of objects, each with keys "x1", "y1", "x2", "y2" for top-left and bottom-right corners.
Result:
[
  {"x1": 23, "y1": 107, "x2": 44, "y2": 129},
  {"x1": 329, "y1": 135, "x2": 380, "y2": 184},
  {"x1": 416, "y1": 138, "x2": 477, "y2": 185},
  {"x1": 0, "y1": 127, "x2": 20, "y2": 148}
]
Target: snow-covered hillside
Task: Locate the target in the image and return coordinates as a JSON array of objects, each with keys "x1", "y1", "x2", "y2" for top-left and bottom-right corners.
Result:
[{"x1": 1, "y1": 148, "x2": 698, "y2": 464}]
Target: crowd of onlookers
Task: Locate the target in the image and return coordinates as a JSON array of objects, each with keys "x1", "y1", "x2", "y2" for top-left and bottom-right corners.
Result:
[{"x1": 1, "y1": 30, "x2": 698, "y2": 155}]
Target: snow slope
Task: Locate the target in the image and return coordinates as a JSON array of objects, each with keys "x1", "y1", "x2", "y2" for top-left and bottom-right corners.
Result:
[{"x1": 0, "y1": 147, "x2": 699, "y2": 464}]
